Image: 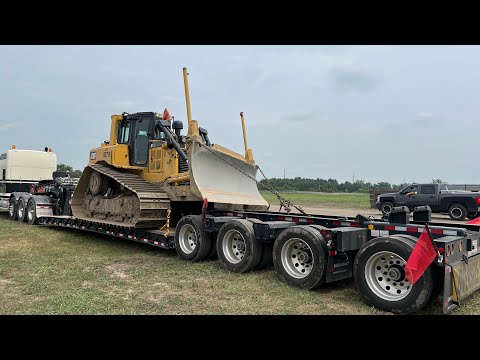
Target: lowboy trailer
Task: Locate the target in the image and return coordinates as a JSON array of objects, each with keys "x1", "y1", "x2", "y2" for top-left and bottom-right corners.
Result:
[
  {"x1": 11, "y1": 200, "x2": 475, "y2": 314},
  {"x1": 4, "y1": 68, "x2": 480, "y2": 314}
]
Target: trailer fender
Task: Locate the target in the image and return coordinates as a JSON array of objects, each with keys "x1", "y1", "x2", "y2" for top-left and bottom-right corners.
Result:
[
  {"x1": 9, "y1": 192, "x2": 30, "y2": 205},
  {"x1": 28, "y1": 195, "x2": 54, "y2": 218}
]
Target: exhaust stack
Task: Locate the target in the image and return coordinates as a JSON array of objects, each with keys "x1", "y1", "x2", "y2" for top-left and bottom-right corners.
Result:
[
  {"x1": 240, "y1": 112, "x2": 254, "y2": 163},
  {"x1": 183, "y1": 67, "x2": 200, "y2": 138}
]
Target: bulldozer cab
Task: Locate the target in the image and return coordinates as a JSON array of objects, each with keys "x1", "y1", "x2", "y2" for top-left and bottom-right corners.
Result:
[{"x1": 116, "y1": 113, "x2": 170, "y2": 167}]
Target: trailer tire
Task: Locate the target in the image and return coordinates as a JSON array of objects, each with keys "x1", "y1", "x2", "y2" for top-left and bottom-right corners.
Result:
[
  {"x1": 216, "y1": 219, "x2": 263, "y2": 273},
  {"x1": 354, "y1": 236, "x2": 436, "y2": 314},
  {"x1": 207, "y1": 233, "x2": 218, "y2": 260},
  {"x1": 448, "y1": 203, "x2": 467, "y2": 221},
  {"x1": 17, "y1": 198, "x2": 28, "y2": 222},
  {"x1": 174, "y1": 215, "x2": 212, "y2": 262},
  {"x1": 26, "y1": 198, "x2": 39, "y2": 225},
  {"x1": 390, "y1": 234, "x2": 444, "y2": 305},
  {"x1": 380, "y1": 201, "x2": 395, "y2": 216},
  {"x1": 273, "y1": 225, "x2": 327, "y2": 290},
  {"x1": 257, "y1": 243, "x2": 274, "y2": 270},
  {"x1": 8, "y1": 197, "x2": 18, "y2": 221},
  {"x1": 246, "y1": 218, "x2": 273, "y2": 270},
  {"x1": 390, "y1": 234, "x2": 443, "y2": 305}
]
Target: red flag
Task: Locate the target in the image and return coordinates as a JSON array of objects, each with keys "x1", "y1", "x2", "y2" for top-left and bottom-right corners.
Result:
[
  {"x1": 405, "y1": 226, "x2": 437, "y2": 285},
  {"x1": 163, "y1": 108, "x2": 171, "y2": 121},
  {"x1": 466, "y1": 215, "x2": 480, "y2": 225}
]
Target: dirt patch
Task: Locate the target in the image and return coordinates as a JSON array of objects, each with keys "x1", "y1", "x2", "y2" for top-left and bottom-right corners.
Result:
[
  {"x1": 152, "y1": 282, "x2": 171, "y2": 289},
  {"x1": 194, "y1": 277, "x2": 209, "y2": 285},
  {"x1": 81, "y1": 281, "x2": 93, "y2": 289},
  {"x1": 105, "y1": 264, "x2": 130, "y2": 279},
  {"x1": 0, "y1": 278, "x2": 14, "y2": 290}
]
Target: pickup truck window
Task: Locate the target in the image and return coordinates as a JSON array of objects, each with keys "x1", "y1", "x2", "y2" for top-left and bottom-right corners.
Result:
[
  {"x1": 420, "y1": 185, "x2": 435, "y2": 194},
  {"x1": 401, "y1": 185, "x2": 418, "y2": 195}
]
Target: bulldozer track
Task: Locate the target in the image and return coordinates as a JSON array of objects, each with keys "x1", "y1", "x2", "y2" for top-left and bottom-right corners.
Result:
[{"x1": 71, "y1": 163, "x2": 171, "y2": 229}]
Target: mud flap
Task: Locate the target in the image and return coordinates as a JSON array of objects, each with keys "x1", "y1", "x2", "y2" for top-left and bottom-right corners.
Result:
[
  {"x1": 443, "y1": 253, "x2": 480, "y2": 313},
  {"x1": 189, "y1": 141, "x2": 269, "y2": 211}
]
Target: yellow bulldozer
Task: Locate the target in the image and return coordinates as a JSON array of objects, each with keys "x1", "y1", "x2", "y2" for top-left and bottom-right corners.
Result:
[{"x1": 71, "y1": 68, "x2": 269, "y2": 229}]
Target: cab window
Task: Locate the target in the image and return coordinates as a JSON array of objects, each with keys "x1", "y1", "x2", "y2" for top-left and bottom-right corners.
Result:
[
  {"x1": 420, "y1": 185, "x2": 435, "y2": 194},
  {"x1": 153, "y1": 128, "x2": 167, "y2": 141},
  {"x1": 402, "y1": 185, "x2": 418, "y2": 194},
  {"x1": 117, "y1": 121, "x2": 131, "y2": 144}
]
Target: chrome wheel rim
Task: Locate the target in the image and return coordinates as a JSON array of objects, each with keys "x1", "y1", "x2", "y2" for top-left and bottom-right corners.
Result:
[
  {"x1": 27, "y1": 202, "x2": 34, "y2": 221},
  {"x1": 382, "y1": 204, "x2": 392, "y2": 214},
  {"x1": 365, "y1": 251, "x2": 412, "y2": 301},
  {"x1": 281, "y1": 238, "x2": 314, "y2": 279},
  {"x1": 9, "y1": 200, "x2": 14, "y2": 217},
  {"x1": 178, "y1": 224, "x2": 197, "y2": 254},
  {"x1": 18, "y1": 201, "x2": 24, "y2": 219},
  {"x1": 222, "y1": 229, "x2": 246, "y2": 264}
]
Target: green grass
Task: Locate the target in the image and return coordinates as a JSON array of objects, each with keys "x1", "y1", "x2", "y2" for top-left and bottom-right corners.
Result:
[
  {"x1": 261, "y1": 191, "x2": 371, "y2": 210},
  {"x1": 1, "y1": 214, "x2": 479, "y2": 315}
]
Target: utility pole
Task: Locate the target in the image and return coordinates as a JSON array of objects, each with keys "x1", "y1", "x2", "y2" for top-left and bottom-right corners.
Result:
[{"x1": 284, "y1": 168, "x2": 285, "y2": 180}]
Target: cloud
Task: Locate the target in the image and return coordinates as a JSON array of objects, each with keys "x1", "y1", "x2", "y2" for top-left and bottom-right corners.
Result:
[
  {"x1": 328, "y1": 66, "x2": 380, "y2": 93},
  {"x1": 0, "y1": 122, "x2": 23, "y2": 131}
]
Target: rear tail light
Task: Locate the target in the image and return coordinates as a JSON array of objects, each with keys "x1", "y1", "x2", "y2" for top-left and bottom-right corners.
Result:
[{"x1": 476, "y1": 196, "x2": 480, "y2": 205}]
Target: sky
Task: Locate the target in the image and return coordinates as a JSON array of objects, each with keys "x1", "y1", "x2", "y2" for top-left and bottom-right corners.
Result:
[{"x1": 0, "y1": 45, "x2": 479, "y2": 185}]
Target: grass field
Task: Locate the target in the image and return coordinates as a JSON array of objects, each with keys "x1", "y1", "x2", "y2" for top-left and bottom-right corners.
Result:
[
  {"x1": 2, "y1": 214, "x2": 480, "y2": 315},
  {"x1": 260, "y1": 191, "x2": 371, "y2": 210}
]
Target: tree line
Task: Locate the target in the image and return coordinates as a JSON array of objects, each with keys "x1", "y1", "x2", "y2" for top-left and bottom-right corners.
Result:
[
  {"x1": 57, "y1": 164, "x2": 83, "y2": 178},
  {"x1": 258, "y1": 177, "x2": 411, "y2": 193}
]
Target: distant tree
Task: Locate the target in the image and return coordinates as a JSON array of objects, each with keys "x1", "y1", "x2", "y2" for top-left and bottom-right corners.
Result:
[
  {"x1": 71, "y1": 170, "x2": 83, "y2": 178},
  {"x1": 257, "y1": 177, "x2": 408, "y2": 193},
  {"x1": 57, "y1": 163, "x2": 82, "y2": 178},
  {"x1": 57, "y1": 163, "x2": 73, "y2": 172}
]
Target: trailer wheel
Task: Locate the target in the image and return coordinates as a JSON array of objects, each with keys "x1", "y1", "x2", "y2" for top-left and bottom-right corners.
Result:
[
  {"x1": 8, "y1": 197, "x2": 18, "y2": 221},
  {"x1": 207, "y1": 232, "x2": 218, "y2": 260},
  {"x1": 17, "y1": 198, "x2": 28, "y2": 222},
  {"x1": 216, "y1": 219, "x2": 263, "y2": 273},
  {"x1": 273, "y1": 225, "x2": 327, "y2": 290},
  {"x1": 246, "y1": 218, "x2": 273, "y2": 270},
  {"x1": 448, "y1": 203, "x2": 467, "y2": 221},
  {"x1": 380, "y1": 201, "x2": 394, "y2": 216},
  {"x1": 390, "y1": 235, "x2": 443, "y2": 305},
  {"x1": 26, "y1": 198, "x2": 39, "y2": 225},
  {"x1": 354, "y1": 236, "x2": 435, "y2": 314},
  {"x1": 174, "y1": 215, "x2": 212, "y2": 262},
  {"x1": 257, "y1": 243, "x2": 274, "y2": 270}
]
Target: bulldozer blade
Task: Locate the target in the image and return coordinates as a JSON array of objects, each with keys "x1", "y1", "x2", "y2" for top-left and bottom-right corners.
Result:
[{"x1": 189, "y1": 141, "x2": 269, "y2": 211}]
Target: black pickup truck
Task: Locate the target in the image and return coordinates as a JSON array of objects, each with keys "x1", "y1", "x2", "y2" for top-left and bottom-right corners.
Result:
[{"x1": 376, "y1": 183, "x2": 480, "y2": 220}]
